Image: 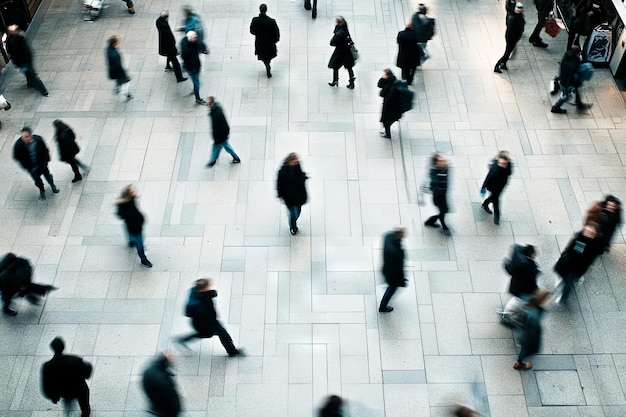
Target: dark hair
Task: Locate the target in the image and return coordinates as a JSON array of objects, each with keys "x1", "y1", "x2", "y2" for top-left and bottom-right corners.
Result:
[
  {"x1": 282, "y1": 152, "x2": 299, "y2": 167},
  {"x1": 604, "y1": 194, "x2": 622, "y2": 224},
  {"x1": 522, "y1": 244, "x2": 535, "y2": 257},
  {"x1": 108, "y1": 35, "x2": 119, "y2": 47},
  {"x1": 321, "y1": 395, "x2": 343, "y2": 413},
  {"x1": 431, "y1": 153, "x2": 442, "y2": 166},
  {"x1": 195, "y1": 278, "x2": 210, "y2": 290},
  {"x1": 50, "y1": 337, "x2": 65, "y2": 354},
  {"x1": 20, "y1": 126, "x2": 32, "y2": 134},
  {"x1": 418, "y1": 3, "x2": 427, "y2": 14},
  {"x1": 453, "y1": 405, "x2": 478, "y2": 417},
  {"x1": 259, "y1": 3, "x2": 267, "y2": 13},
  {"x1": 53, "y1": 119, "x2": 68, "y2": 134}
]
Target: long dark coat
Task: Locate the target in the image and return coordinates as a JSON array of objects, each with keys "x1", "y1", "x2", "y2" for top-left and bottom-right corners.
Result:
[
  {"x1": 55, "y1": 127, "x2": 79, "y2": 163},
  {"x1": 482, "y1": 159, "x2": 513, "y2": 193},
  {"x1": 277, "y1": 163, "x2": 308, "y2": 207},
  {"x1": 142, "y1": 355, "x2": 182, "y2": 417},
  {"x1": 327, "y1": 23, "x2": 354, "y2": 69},
  {"x1": 250, "y1": 13, "x2": 280, "y2": 61},
  {"x1": 41, "y1": 354, "x2": 92, "y2": 401},
  {"x1": 382, "y1": 232, "x2": 406, "y2": 287},
  {"x1": 396, "y1": 28, "x2": 420, "y2": 69},
  {"x1": 559, "y1": 51, "x2": 582, "y2": 88},
  {"x1": 117, "y1": 198, "x2": 145, "y2": 235},
  {"x1": 106, "y1": 45, "x2": 129, "y2": 81},
  {"x1": 156, "y1": 16, "x2": 178, "y2": 57},
  {"x1": 185, "y1": 288, "x2": 221, "y2": 335},
  {"x1": 13, "y1": 135, "x2": 51, "y2": 171},
  {"x1": 505, "y1": 244, "x2": 539, "y2": 297},
  {"x1": 378, "y1": 76, "x2": 403, "y2": 126},
  {"x1": 209, "y1": 103, "x2": 230, "y2": 144},
  {"x1": 554, "y1": 231, "x2": 603, "y2": 278},
  {"x1": 505, "y1": 12, "x2": 525, "y2": 43},
  {"x1": 0, "y1": 253, "x2": 32, "y2": 301},
  {"x1": 180, "y1": 37, "x2": 201, "y2": 74},
  {"x1": 6, "y1": 33, "x2": 32, "y2": 68}
]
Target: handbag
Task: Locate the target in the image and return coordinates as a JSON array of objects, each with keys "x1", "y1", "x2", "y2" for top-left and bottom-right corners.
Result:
[
  {"x1": 545, "y1": 15, "x2": 562, "y2": 38},
  {"x1": 347, "y1": 35, "x2": 359, "y2": 62}
]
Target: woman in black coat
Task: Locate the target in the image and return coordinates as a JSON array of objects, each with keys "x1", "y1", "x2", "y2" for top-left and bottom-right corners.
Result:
[
  {"x1": 481, "y1": 150, "x2": 513, "y2": 225},
  {"x1": 53, "y1": 120, "x2": 88, "y2": 183},
  {"x1": 116, "y1": 185, "x2": 152, "y2": 267},
  {"x1": 277, "y1": 153, "x2": 308, "y2": 235},
  {"x1": 142, "y1": 353, "x2": 182, "y2": 417},
  {"x1": 328, "y1": 16, "x2": 356, "y2": 89},
  {"x1": 584, "y1": 194, "x2": 622, "y2": 252},
  {"x1": 377, "y1": 68, "x2": 403, "y2": 139},
  {"x1": 156, "y1": 11, "x2": 186, "y2": 82},
  {"x1": 250, "y1": 3, "x2": 280, "y2": 78},
  {"x1": 396, "y1": 21, "x2": 420, "y2": 85},
  {"x1": 106, "y1": 35, "x2": 133, "y2": 101}
]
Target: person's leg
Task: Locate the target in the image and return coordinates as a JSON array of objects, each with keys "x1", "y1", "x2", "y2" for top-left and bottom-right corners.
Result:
[
  {"x1": 530, "y1": 3, "x2": 551, "y2": 43},
  {"x1": 171, "y1": 56, "x2": 185, "y2": 81},
  {"x1": 482, "y1": 193, "x2": 494, "y2": 212},
  {"x1": 69, "y1": 160, "x2": 82, "y2": 181},
  {"x1": 287, "y1": 206, "x2": 298, "y2": 232},
  {"x1": 2, "y1": 291, "x2": 15, "y2": 314},
  {"x1": 221, "y1": 140, "x2": 240, "y2": 161},
  {"x1": 330, "y1": 68, "x2": 339, "y2": 84},
  {"x1": 40, "y1": 164, "x2": 59, "y2": 192},
  {"x1": 560, "y1": 273, "x2": 577, "y2": 303},
  {"x1": 189, "y1": 72, "x2": 201, "y2": 101},
  {"x1": 214, "y1": 322, "x2": 239, "y2": 355},
  {"x1": 29, "y1": 169, "x2": 45, "y2": 193},
  {"x1": 382, "y1": 122, "x2": 391, "y2": 138},
  {"x1": 165, "y1": 56, "x2": 172, "y2": 70},
  {"x1": 311, "y1": 0, "x2": 317, "y2": 18},
  {"x1": 401, "y1": 67, "x2": 409, "y2": 82},
  {"x1": 208, "y1": 143, "x2": 224, "y2": 165},
  {"x1": 76, "y1": 385, "x2": 91, "y2": 417},
  {"x1": 296, "y1": 205, "x2": 302, "y2": 220},
  {"x1": 263, "y1": 59, "x2": 272, "y2": 77},
  {"x1": 129, "y1": 233, "x2": 149, "y2": 263},
  {"x1": 25, "y1": 68, "x2": 48, "y2": 95},
  {"x1": 347, "y1": 67, "x2": 355, "y2": 81},
  {"x1": 553, "y1": 87, "x2": 571, "y2": 110},
  {"x1": 491, "y1": 190, "x2": 502, "y2": 224},
  {"x1": 62, "y1": 398, "x2": 72, "y2": 417},
  {"x1": 379, "y1": 285, "x2": 398, "y2": 310}
]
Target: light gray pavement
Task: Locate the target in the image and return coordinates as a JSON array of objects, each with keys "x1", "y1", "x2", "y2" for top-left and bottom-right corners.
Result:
[{"x1": 0, "y1": 0, "x2": 625, "y2": 414}]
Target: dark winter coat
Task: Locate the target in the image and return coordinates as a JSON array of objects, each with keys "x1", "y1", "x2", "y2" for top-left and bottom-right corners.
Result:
[
  {"x1": 156, "y1": 16, "x2": 178, "y2": 57},
  {"x1": 519, "y1": 305, "x2": 544, "y2": 356},
  {"x1": 106, "y1": 45, "x2": 129, "y2": 81},
  {"x1": 327, "y1": 23, "x2": 355, "y2": 69},
  {"x1": 250, "y1": 13, "x2": 280, "y2": 61},
  {"x1": 277, "y1": 164, "x2": 308, "y2": 207},
  {"x1": 505, "y1": 12, "x2": 525, "y2": 43},
  {"x1": 378, "y1": 76, "x2": 403, "y2": 126},
  {"x1": 482, "y1": 159, "x2": 513, "y2": 193},
  {"x1": 185, "y1": 288, "x2": 220, "y2": 335},
  {"x1": 209, "y1": 103, "x2": 230, "y2": 144},
  {"x1": 0, "y1": 253, "x2": 32, "y2": 298},
  {"x1": 412, "y1": 13, "x2": 434, "y2": 43},
  {"x1": 558, "y1": 51, "x2": 582, "y2": 88},
  {"x1": 142, "y1": 355, "x2": 182, "y2": 417},
  {"x1": 13, "y1": 135, "x2": 51, "y2": 171},
  {"x1": 382, "y1": 232, "x2": 406, "y2": 287},
  {"x1": 180, "y1": 37, "x2": 201, "y2": 74},
  {"x1": 41, "y1": 354, "x2": 92, "y2": 401},
  {"x1": 504, "y1": 244, "x2": 539, "y2": 297},
  {"x1": 396, "y1": 28, "x2": 420, "y2": 69},
  {"x1": 554, "y1": 231, "x2": 603, "y2": 278},
  {"x1": 7, "y1": 33, "x2": 33, "y2": 68},
  {"x1": 429, "y1": 166, "x2": 449, "y2": 196},
  {"x1": 55, "y1": 127, "x2": 79, "y2": 162},
  {"x1": 116, "y1": 199, "x2": 145, "y2": 235}
]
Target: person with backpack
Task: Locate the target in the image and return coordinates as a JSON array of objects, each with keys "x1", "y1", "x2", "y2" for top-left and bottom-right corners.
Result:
[
  {"x1": 411, "y1": 4, "x2": 435, "y2": 60},
  {"x1": 551, "y1": 45, "x2": 592, "y2": 114},
  {"x1": 513, "y1": 289, "x2": 551, "y2": 371},
  {"x1": 396, "y1": 21, "x2": 421, "y2": 85},
  {"x1": 0, "y1": 253, "x2": 56, "y2": 316},
  {"x1": 377, "y1": 69, "x2": 403, "y2": 139},
  {"x1": 480, "y1": 151, "x2": 513, "y2": 225},
  {"x1": 494, "y1": 2, "x2": 525, "y2": 73},
  {"x1": 499, "y1": 244, "x2": 540, "y2": 327}
]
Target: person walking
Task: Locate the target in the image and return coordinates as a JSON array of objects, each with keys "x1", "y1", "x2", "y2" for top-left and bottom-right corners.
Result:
[
  {"x1": 567, "y1": 0, "x2": 605, "y2": 51},
  {"x1": 377, "y1": 68, "x2": 402, "y2": 139},
  {"x1": 142, "y1": 352, "x2": 182, "y2": 417},
  {"x1": 179, "y1": 6, "x2": 208, "y2": 54},
  {"x1": 551, "y1": 45, "x2": 591, "y2": 113},
  {"x1": 528, "y1": 0, "x2": 552, "y2": 48},
  {"x1": 396, "y1": 21, "x2": 420, "y2": 85},
  {"x1": 318, "y1": 395, "x2": 345, "y2": 417},
  {"x1": 6, "y1": 24, "x2": 48, "y2": 97},
  {"x1": 480, "y1": 150, "x2": 513, "y2": 224},
  {"x1": 41, "y1": 337, "x2": 93, "y2": 417},
  {"x1": 206, "y1": 96, "x2": 241, "y2": 167},
  {"x1": 424, "y1": 153, "x2": 451, "y2": 235},
  {"x1": 180, "y1": 31, "x2": 206, "y2": 105},
  {"x1": 277, "y1": 153, "x2": 308, "y2": 235},
  {"x1": 411, "y1": 4, "x2": 435, "y2": 60},
  {"x1": 327, "y1": 16, "x2": 356, "y2": 89},
  {"x1": 106, "y1": 36, "x2": 133, "y2": 102},
  {"x1": 13, "y1": 127, "x2": 59, "y2": 200},
  {"x1": 584, "y1": 195, "x2": 622, "y2": 253},
  {"x1": 500, "y1": 244, "x2": 540, "y2": 326},
  {"x1": 116, "y1": 184, "x2": 152, "y2": 268},
  {"x1": 156, "y1": 11, "x2": 187, "y2": 82},
  {"x1": 494, "y1": 2, "x2": 525, "y2": 73},
  {"x1": 53, "y1": 120, "x2": 88, "y2": 184},
  {"x1": 303, "y1": 0, "x2": 318, "y2": 19},
  {"x1": 176, "y1": 278, "x2": 243, "y2": 356},
  {"x1": 0, "y1": 253, "x2": 56, "y2": 316},
  {"x1": 250, "y1": 3, "x2": 280, "y2": 78},
  {"x1": 513, "y1": 289, "x2": 550, "y2": 370},
  {"x1": 122, "y1": 0, "x2": 135, "y2": 14},
  {"x1": 379, "y1": 226, "x2": 407, "y2": 313}
]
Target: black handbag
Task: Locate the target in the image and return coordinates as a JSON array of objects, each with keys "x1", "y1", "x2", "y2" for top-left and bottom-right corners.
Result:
[{"x1": 348, "y1": 35, "x2": 359, "y2": 62}]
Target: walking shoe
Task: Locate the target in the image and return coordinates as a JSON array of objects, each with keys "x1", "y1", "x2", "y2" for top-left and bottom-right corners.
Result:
[
  {"x1": 576, "y1": 103, "x2": 592, "y2": 111},
  {"x1": 513, "y1": 360, "x2": 532, "y2": 370},
  {"x1": 126, "y1": 94, "x2": 134, "y2": 102},
  {"x1": 206, "y1": 161, "x2": 216, "y2": 168},
  {"x1": 232, "y1": 159, "x2": 241, "y2": 164},
  {"x1": 494, "y1": 214, "x2": 500, "y2": 225},
  {"x1": 531, "y1": 39, "x2": 548, "y2": 48},
  {"x1": 141, "y1": 258, "x2": 153, "y2": 268},
  {"x1": 196, "y1": 98, "x2": 207, "y2": 105},
  {"x1": 39, "y1": 191, "x2": 46, "y2": 200},
  {"x1": 551, "y1": 106, "x2": 567, "y2": 114},
  {"x1": 379, "y1": 132, "x2": 391, "y2": 139},
  {"x1": 499, "y1": 63, "x2": 508, "y2": 71},
  {"x1": 51, "y1": 185, "x2": 60, "y2": 193},
  {"x1": 424, "y1": 220, "x2": 439, "y2": 228},
  {"x1": 3, "y1": 307, "x2": 17, "y2": 316},
  {"x1": 442, "y1": 226, "x2": 452, "y2": 236},
  {"x1": 493, "y1": 64, "x2": 502, "y2": 74},
  {"x1": 481, "y1": 203, "x2": 493, "y2": 214},
  {"x1": 164, "y1": 67, "x2": 172, "y2": 72},
  {"x1": 72, "y1": 175, "x2": 83, "y2": 183},
  {"x1": 379, "y1": 306, "x2": 394, "y2": 313},
  {"x1": 229, "y1": 348, "x2": 245, "y2": 357},
  {"x1": 177, "y1": 77, "x2": 188, "y2": 82}
]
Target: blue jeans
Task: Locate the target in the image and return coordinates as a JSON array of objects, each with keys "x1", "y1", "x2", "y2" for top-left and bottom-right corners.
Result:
[
  {"x1": 209, "y1": 140, "x2": 240, "y2": 163},
  {"x1": 187, "y1": 71, "x2": 201, "y2": 101},
  {"x1": 560, "y1": 272, "x2": 579, "y2": 303},
  {"x1": 128, "y1": 232, "x2": 147, "y2": 260},
  {"x1": 287, "y1": 206, "x2": 301, "y2": 229},
  {"x1": 29, "y1": 164, "x2": 54, "y2": 191},
  {"x1": 554, "y1": 86, "x2": 582, "y2": 109}
]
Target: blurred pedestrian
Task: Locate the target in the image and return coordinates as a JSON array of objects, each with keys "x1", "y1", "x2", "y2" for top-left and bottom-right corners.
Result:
[
  {"x1": 142, "y1": 352, "x2": 182, "y2": 417},
  {"x1": 528, "y1": 0, "x2": 552, "y2": 47},
  {"x1": 551, "y1": 45, "x2": 591, "y2": 114},
  {"x1": 179, "y1": 6, "x2": 208, "y2": 54},
  {"x1": 480, "y1": 150, "x2": 513, "y2": 225},
  {"x1": 13, "y1": 127, "x2": 59, "y2": 200},
  {"x1": 513, "y1": 289, "x2": 551, "y2": 370},
  {"x1": 53, "y1": 120, "x2": 88, "y2": 183},
  {"x1": 396, "y1": 21, "x2": 420, "y2": 85},
  {"x1": 327, "y1": 16, "x2": 356, "y2": 89},
  {"x1": 122, "y1": 0, "x2": 135, "y2": 14},
  {"x1": 584, "y1": 195, "x2": 622, "y2": 253},
  {"x1": 206, "y1": 96, "x2": 241, "y2": 167},
  {"x1": 277, "y1": 153, "x2": 308, "y2": 235},
  {"x1": 106, "y1": 36, "x2": 133, "y2": 102},
  {"x1": 303, "y1": 0, "x2": 318, "y2": 19},
  {"x1": 180, "y1": 31, "x2": 206, "y2": 105},
  {"x1": 156, "y1": 11, "x2": 187, "y2": 82},
  {"x1": 0, "y1": 253, "x2": 56, "y2": 316},
  {"x1": 6, "y1": 24, "x2": 48, "y2": 96},
  {"x1": 377, "y1": 68, "x2": 402, "y2": 139},
  {"x1": 424, "y1": 153, "x2": 451, "y2": 235},
  {"x1": 250, "y1": 3, "x2": 280, "y2": 78},
  {"x1": 453, "y1": 404, "x2": 480, "y2": 417},
  {"x1": 411, "y1": 4, "x2": 435, "y2": 60},
  {"x1": 319, "y1": 395, "x2": 344, "y2": 417},
  {"x1": 494, "y1": 2, "x2": 525, "y2": 73},
  {"x1": 176, "y1": 278, "x2": 243, "y2": 357},
  {"x1": 41, "y1": 337, "x2": 93, "y2": 416},
  {"x1": 567, "y1": 0, "x2": 605, "y2": 50},
  {"x1": 116, "y1": 184, "x2": 152, "y2": 268},
  {"x1": 379, "y1": 226, "x2": 407, "y2": 313},
  {"x1": 500, "y1": 244, "x2": 540, "y2": 327}
]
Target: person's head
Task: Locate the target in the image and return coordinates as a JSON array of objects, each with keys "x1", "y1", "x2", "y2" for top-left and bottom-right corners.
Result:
[
  {"x1": 335, "y1": 16, "x2": 346, "y2": 26},
  {"x1": 431, "y1": 153, "x2": 447, "y2": 168},
  {"x1": 497, "y1": 150, "x2": 510, "y2": 167},
  {"x1": 321, "y1": 395, "x2": 343, "y2": 412},
  {"x1": 569, "y1": 45, "x2": 582, "y2": 57},
  {"x1": 417, "y1": 3, "x2": 427, "y2": 14},
  {"x1": 283, "y1": 152, "x2": 299, "y2": 167},
  {"x1": 182, "y1": 5, "x2": 193, "y2": 16},
  {"x1": 160, "y1": 10, "x2": 169, "y2": 19},
  {"x1": 120, "y1": 184, "x2": 137, "y2": 200},
  {"x1": 186, "y1": 30, "x2": 198, "y2": 42},
  {"x1": 50, "y1": 337, "x2": 65, "y2": 355},
  {"x1": 20, "y1": 127, "x2": 33, "y2": 143},
  {"x1": 522, "y1": 244, "x2": 536, "y2": 259},
  {"x1": 195, "y1": 278, "x2": 212, "y2": 291},
  {"x1": 53, "y1": 119, "x2": 68, "y2": 133},
  {"x1": 382, "y1": 68, "x2": 394, "y2": 79},
  {"x1": 7, "y1": 24, "x2": 18, "y2": 35},
  {"x1": 453, "y1": 405, "x2": 479, "y2": 417},
  {"x1": 514, "y1": 2, "x2": 523, "y2": 13},
  {"x1": 207, "y1": 96, "x2": 216, "y2": 107},
  {"x1": 259, "y1": 3, "x2": 267, "y2": 13},
  {"x1": 604, "y1": 195, "x2": 621, "y2": 213},
  {"x1": 108, "y1": 35, "x2": 119, "y2": 48},
  {"x1": 393, "y1": 225, "x2": 406, "y2": 239}
]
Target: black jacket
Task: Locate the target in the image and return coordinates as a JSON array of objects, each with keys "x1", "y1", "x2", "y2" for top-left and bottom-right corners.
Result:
[
  {"x1": 180, "y1": 37, "x2": 201, "y2": 73},
  {"x1": 250, "y1": 14, "x2": 280, "y2": 61},
  {"x1": 7, "y1": 33, "x2": 33, "y2": 68},
  {"x1": 277, "y1": 164, "x2": 308, "y2": 207},
  {"x1": 482, "y1": 159, "x2": 513, "y2": 193},
  {"x1": 142, "y1": 355, "x2": 182, "y2": 417},
  {"x1": 505, "y1": 12, "x2": 525, "y2": 43},
  {"x1": 106, "y1": 45, "x2": 128, "y2": 81},
  {"x1": 554, "y1": 230, "x2": 603, "y2": 278},
  {"x1": 41, "y1": 354, "x2": 92, "y2": 401},
  {"x1": 378, "y1": 76, "x2": 403, "y2": 126},
  {"x1": 13, "y1": 135, "x2": 51, "y2": 171},
  {"x1": 429, "y1": 166, "x2": 449, "y2": 196},
  {"x1": 209, "y1": 103, "x2": 230, "y2": 144},
  {"x1": 396, "y1": 28, "x2": 420, "y2": 69},
  {"x1": 117, "y1": 199, "x2": 145, "y2": 235},
  {"x1": 559, "y1": 51, "x2": 582, "y2": 88},
  {"x1": 156, "y1": 16, "x2": 178, "y2": 57},
  {"x1": 186, "y1": 288, "x2": 220, "y2": 335},
  {"x1": 504, "y1": 244, "x2": 539, "y2": 297},
  {"x1": 327, "y1": 23, "x2": 354, "y2": 69},
  {"x1": 55, "y1": 127, "x2": 80, "y2": 162},
  {"x1": 382, "y1": 232, "x2": 406, "y2": 287},
  {"x1": 0, "y1": 253, "x2": 32, "y2": 298}
]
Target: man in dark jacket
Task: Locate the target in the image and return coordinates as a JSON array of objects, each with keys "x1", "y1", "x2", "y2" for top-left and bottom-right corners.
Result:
[
  {"x1": 41, "y1": 337, "x2": 92, "y2": 417},
  {"x1": 0, "y1": 253, "x2": 56, "y2": 316},
  {"x1": 106, "y1": 35, "x2": 133, "y2": 101},
  {"x1": 250, "y1": 4, "x2": 280, "y2": 78},
  {"x1": 180, "y1": 31, "x2": 206, "y2": 105},
  {"x1": 481, "y1": 151, "x2": 513, "y2": 224},
  {"x1": 116, "y1": 184, "x2": 152, "y2": 268},
  {"x1": 396, "y1": 21, "x2": 420, "y2": 85},
  {"x1": 156, "y1": 11, "x2": 187, "y2": 82},
  {"x1": 6, "y1": 24, "x2": 48, "y2": 96},
  {"x1": 424, "y1": 153, "x2": 451, "y2": 234},
  {"x1": 379, "y1": 227, "x2": 407, "y2": 313},
  {"x1": 551, "y1": 45, "x2": 591, "y2": 113},
  {"x1": 505, "y1": 244, "x2": 539, "y2": 298},
  {"x1": 142, "y1": 352, "x2": 182, "y2": 417},
  {"x1": 411, "y1": 4, "x2": 435, "y2": 60},
  {"x1": 13, "y1": 127, "x2": 59, "y2": 200},
  {"x1": 514, "y1": 289, "x2": 550, "y2": 371},
  {"x1": 494, "y1": 2, "x2": 525, "y2": 73},
  {"x1": 206, "y1": 97, "x2": 241, "y2": 168},
  {"x1": 177, "y1": 278, "x2": 242, "y2": 356},
  {"x1": 528, "y1": 0, "x2": 552, "y2": 47}
]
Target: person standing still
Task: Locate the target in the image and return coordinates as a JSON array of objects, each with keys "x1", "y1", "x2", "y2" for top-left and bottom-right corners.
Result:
[
  {"x1": 424, "y1": 153, "x2": 451, "y2": 235},
  {"x1": 377, "y1": 68, "x2": 402, "y2": 139},
  {"x1": 13, "y1": 127, "x2": 59, "y2": 200},
  {"x1": 206, "y1": 97, "x2": 241, "y2": 167},
  {"x1": 396, "y1": 21, "x2": 420, "y2": 85},
  {"x1": 53, "y1": 120, "x2": 88, "y2": 184},
  {"x1": 156, "y1": 11, "x2": 187, "y2": 82},
  {"x1": 106, "y1": 36, "x2": 133, "y2": 102},
  {"x1": 379, "y1": 226, "x2": 407, "y2": 313},
  {"x1": 480, "y1": 150, "x2": 513, "y2": 224},
  {"x1": 551, "y1": 45, "x2": 591, "y2": 113},
  {"x1": 528, "y1": 0, "x2": 552, "y2": 47},
  {"x1": 41, "y1": 337, "x2": 93, "y2": 417},
  {"x1": 116, "y1": 185, "x2": 152, "y2": 268},
  {"x1": 180, "y1": 31, "x2": 206, "y2": 105},
  {"x1": 277, "y1": 153, "x2": 308, "y2": 235},
  {"x1": 494, "y1": 2, "x2": 525, "y2": 73},
  {"x1": 327, "y1": 16, "x2": 356, "y2": 89},
  {"x1": 6, "y1": 24, "x2": 48, "y2": 96},
  {"x1": 250, "y1": 3, "x2": 280, "y2": 78},
  {"x1": 142, "y1": 352, "x2": 182, "y2": 417}
]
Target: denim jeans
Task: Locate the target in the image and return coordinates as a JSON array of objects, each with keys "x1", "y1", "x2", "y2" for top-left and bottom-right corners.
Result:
[
  {"x1": 127, "y1": 232, "x2": 147, "y2": 260},
  {"x1": 559, "y1": 272, "x2": 579, "y2": 303},
  {"x1": 188, "y1": 71, "x2": 201, "y2": 101},
  {"x1": 209, "y1": 139, "x2": 240, "y2": 163},
  {"x1": 287, "y1": 205, "x2": 301, "y2": 229},
  {"x1": 554, "y1": 86, "x2": 582, "y2": 108},
  {"x1": 29, "y1": 164, "x2": 54, "y2": 191}
]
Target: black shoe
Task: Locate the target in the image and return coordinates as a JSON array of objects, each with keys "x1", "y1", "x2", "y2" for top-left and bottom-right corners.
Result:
[
  {"x1": 499, "y1": 63, "x2": 508, "y2": 71},
  {"x1": 532, "y1": 39, "x2": 548, "y2": 48},
  {"x1": 379, "y1": 306, "x2": 393, "y2": 313},
  {"x1": 379, "y1": 132, "x2": 391, "y2": 139},
  {"x1": 551, "y1": 106, "x2": 567, "y2": 114},
  {"x1": 232, "y1": 159, "x2": 241, "y2": 164},
  {"x1": 196, "y1": 98, "x2": 207, "y2": 105},
  {"x1": 328, "y1": 81, "x2": 338, "y2": 87},
  {"x1": 494, "y1": 215, "x2": 500, "y2": 225},
  {"x1": 51, "y1": 185, "x2": 60, "y2": 193},
  {"x1": 494, "y1": 65, "x2": 502, "y2": 73},
  {"x1": 347, "y1": 77, "x2": 355, "y2": 89},
  {"x1": 165, "y1": 67, "x2": 172, "y2": 72},
  {"x1": 72, "y1": 175, "x2": 83, "y2": 183},
  {"x1": 481, "y1": 203, "x2": 493, "y2": 214},
  {"x1": 126, "y1": 94, "x2": 134, "y2": 101},
  {"x1": 577, "y1": 103, "x2": 592, "y2": 111},
  {"x1": 25, "y1": 293, "x2": 41, "y2": 305},
  {"x1": 424, "y1": 220, "x2": 439, "y2": 228},
  {"x1": 442, "y1": 226, "x2": 452, "y2": 236},
  {"x1": 141, "y1": 258, "x2": 153, "y2": 268},
  {"x1": 39, "y1": 191, "x2": 46, "y2": 200},
  {"x1": 312, "y1": 11, "x2": 317, "y2": 18},
  {"x1": 206, "y1": 161, "x2": 216, "y2": 168},
  {"x1": 3, "y1": 308, "x2": 17, "y2": 316},
  {"x1": 177, "y1": 77, "x2": 188, "y2": 82},
  {"x1": 43, "y1": 92, "x2": 49, "y2": 97},
  {"x1": 229, "y1": 348, "x2": 245, "y2": 357},
  {"x1": 290, "y1": 227, "x2": 298, "y2": 235}
]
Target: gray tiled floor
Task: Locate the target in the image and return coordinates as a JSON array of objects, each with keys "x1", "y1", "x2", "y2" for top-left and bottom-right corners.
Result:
[{"x1": 0, "y1": 0, "x2": 626, "y2": 415}]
